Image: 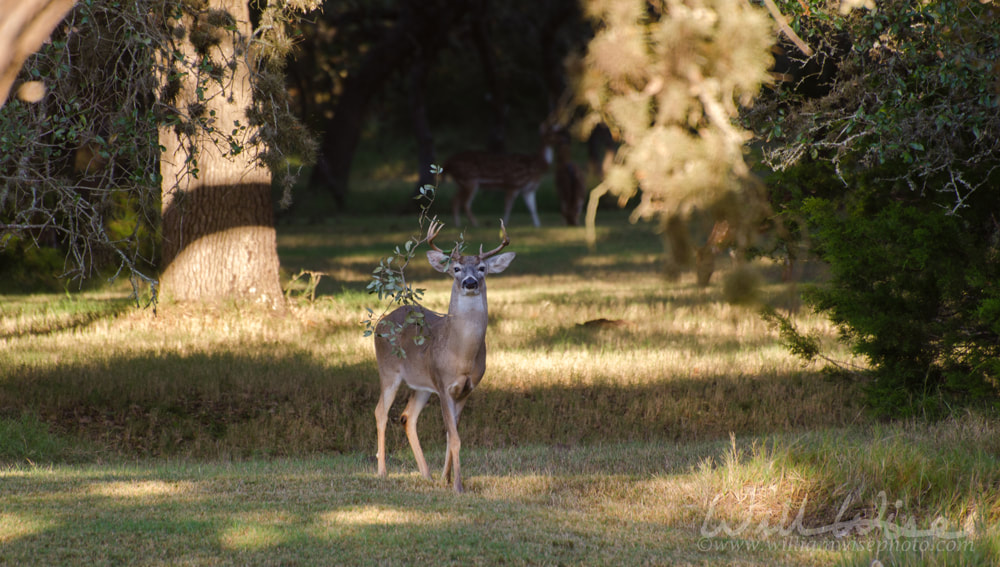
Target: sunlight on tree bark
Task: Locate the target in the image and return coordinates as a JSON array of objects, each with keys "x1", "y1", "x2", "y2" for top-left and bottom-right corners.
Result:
[{"x1": 158, "y1": 0, "x2": 283, "y2": 307}]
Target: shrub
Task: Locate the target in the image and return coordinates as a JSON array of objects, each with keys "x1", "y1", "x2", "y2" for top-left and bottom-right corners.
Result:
[
  {"x1": 802, "y1": 197, "x2": 1000, "y2": 417},
  {"x1": 751, "y1": 0, "x2": 1000, "y2": 417}
]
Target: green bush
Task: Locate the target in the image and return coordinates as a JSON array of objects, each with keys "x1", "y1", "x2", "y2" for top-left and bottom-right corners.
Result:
[
  {"x1": 0, "y1": 238, "x2": 66, "y2": 292},
  {"x1": 802, "y1": 197, "x2": 1000, "y2": 417},
  {"x1": 751, "y1": 0, "x2": 1000, "y2": 418}
]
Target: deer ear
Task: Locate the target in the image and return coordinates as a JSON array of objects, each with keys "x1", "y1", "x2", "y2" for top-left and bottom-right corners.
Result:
[
  {"x1": 427, "y1": 250, "x2": 451, "y2": 273},
  {"x1": 485, "y1": 252, "x2": 515, "y2": 274}
]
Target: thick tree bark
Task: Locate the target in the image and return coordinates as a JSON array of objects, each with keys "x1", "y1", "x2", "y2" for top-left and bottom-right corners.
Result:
[
  {"x1": 408, "y1": 57, "x2": 436, "y2": 193},
  {"x1": 158, "y1": 0, "x2": 283, "y2": 308},
  {"x1": 468, "y1": 3, "x2": 506, "y2": 152},
  {"x1": 160, "y1": 181, "x2": 281, "y2": 305}
]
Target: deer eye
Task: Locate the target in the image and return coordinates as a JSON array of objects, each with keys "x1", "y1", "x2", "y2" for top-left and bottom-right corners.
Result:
[
  {"x1": 453, "y1": 266, "x2": 462, "y2": 273},
  {"x1": 478, "y1": 265, "x2": 487, "y2": 273}
]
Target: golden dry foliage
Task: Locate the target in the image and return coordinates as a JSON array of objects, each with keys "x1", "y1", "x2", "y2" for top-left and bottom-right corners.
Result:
[
  {"x1": 576, "y1": 0, "x2": 774, "y2": 243},
  {"x1": 0, "y1": 0, "x2": 75, "y2": 107}
]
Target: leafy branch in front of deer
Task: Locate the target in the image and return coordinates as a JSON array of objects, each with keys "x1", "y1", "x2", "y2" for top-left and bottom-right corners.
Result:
[{"x1": 362, "y1": 166, "x2": 463, "y2": 357}]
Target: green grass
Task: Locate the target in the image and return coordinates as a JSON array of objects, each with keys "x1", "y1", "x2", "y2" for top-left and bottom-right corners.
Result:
[{"x1": 1, "y1": 209, "x2": 998, "y2": 565}]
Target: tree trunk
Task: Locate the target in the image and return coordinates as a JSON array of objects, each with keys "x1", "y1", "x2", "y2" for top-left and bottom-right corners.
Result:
[
  {"x1": 309, "y1": 0, "x2": 470, "y2": 205},
  {"x1": 408, "y1": 56, "x2": 437, "y2": 194},
  {"x1": 307, "y1": 7, "x2": 416, "y2": 207},
  {"x1": 469, "y1": 3, "x2": 506, "y2": 152},
  {"x1": 158, "y1": 0, "x2": 283, "y2": 308}
]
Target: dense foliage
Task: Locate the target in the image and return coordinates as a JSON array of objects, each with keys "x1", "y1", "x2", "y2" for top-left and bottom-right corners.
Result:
[
  {"x1": 0, "y1": 1, "x2": 161, "y2": 290},
  {"x1": 753, "y1": 0, "x2": 1000, "y2": 416},
  {"x1": 0, "y1": 0, "x2": 317, "y2": 297},
  {"x1": 575, "y1": 0, "x2": 774, "y2": 245}
]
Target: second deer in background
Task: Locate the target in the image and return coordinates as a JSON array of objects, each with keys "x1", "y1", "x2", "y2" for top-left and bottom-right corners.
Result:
[
  {"x1": 552, "y1": 127, "x2": 586, "y2": 226},
  {"x1": 444, "y1": 126, "x2": 555, "y2": 228}
]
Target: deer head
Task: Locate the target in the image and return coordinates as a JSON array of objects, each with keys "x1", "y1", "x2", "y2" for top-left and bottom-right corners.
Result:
[{"x1": 426, "y1": 220, "x2": 515, "y2": 298}]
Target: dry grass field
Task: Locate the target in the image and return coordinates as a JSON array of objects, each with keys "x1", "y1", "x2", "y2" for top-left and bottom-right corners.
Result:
[{"x1": 1, "y1": 210, "x2": 998, "y2": 565}]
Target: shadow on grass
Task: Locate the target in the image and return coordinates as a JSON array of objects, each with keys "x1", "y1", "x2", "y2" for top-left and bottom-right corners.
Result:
[
  {"x1": 0, "y1": 297, "x2": 133, "y2": 339},
  {"x1": 0, "y1": 349, "x2": 378, "y2": 461},
  {"x1": 0, "y1": 458, "x2": 704, "y2": 566},
  {"x1": 462, "y1": 371, "x2": 860, "y2": 449},
  {"x1": 1, "y1": 342, "x2": 860, "y2": 464}
]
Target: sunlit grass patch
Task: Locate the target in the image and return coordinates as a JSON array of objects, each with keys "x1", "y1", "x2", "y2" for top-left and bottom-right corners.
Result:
[
  {"x1": 221, "y1": 521, "x2": 295, "y2": 551},
  {"x1": 319, "y1": 504, "x2": 454, "y2": 532},
  {"x1": 0, "y1": 512, "x2": 56, "y2": 543},
  {"x1": 85, "y1": 479, "x2": 199, "y2": 501}
]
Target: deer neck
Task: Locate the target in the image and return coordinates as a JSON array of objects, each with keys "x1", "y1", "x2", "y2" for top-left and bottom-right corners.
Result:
[{"x1": 444, "y1": 283, "x2": 489, "y2": 356}]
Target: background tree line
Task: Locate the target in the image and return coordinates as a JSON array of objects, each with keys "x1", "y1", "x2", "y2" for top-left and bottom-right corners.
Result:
[{"x1": 1, "y1": 0, "x2": 998, "y2": 416}]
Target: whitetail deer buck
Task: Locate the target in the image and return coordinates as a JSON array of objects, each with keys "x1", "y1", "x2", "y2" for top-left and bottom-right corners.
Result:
[
  {"x1": 374, "y1": 221, "x2": 515, "y2": 493},
  {"x1": 444, "y1": 129, "x2": 554, "y2": 228}
]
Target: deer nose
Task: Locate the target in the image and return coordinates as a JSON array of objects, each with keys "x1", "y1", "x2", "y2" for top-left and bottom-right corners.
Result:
[{"x1": 462, "y1": 277, "x2": 479, "y2": 291}]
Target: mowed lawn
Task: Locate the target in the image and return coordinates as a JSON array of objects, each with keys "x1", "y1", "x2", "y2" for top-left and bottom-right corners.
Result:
[{"x1": 1, "y1": 209, "x2": 998, "y2": 566}]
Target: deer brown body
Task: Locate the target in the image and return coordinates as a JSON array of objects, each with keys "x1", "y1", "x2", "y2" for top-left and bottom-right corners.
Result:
[
  {"x1": 445, "y1": 137, "x2": 553, "y2": 228},
  {"x1": 374, "y1": 223, "x2": 515, "y2": 493}
]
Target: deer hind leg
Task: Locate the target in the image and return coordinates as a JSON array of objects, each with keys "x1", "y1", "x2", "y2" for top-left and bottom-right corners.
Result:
[
  {"x1": 520, "y1": 183, "x2": 542, "y2": 228},
  {"x1": 497, "y1": 188, "x2": 519, "y2": 227},
  {"x1": 400, "y1": 389, "x2": 433, "y2": 479},
  {"x1": 453, "y1": 181, "x2": 480, "y2": 228},
  {"x1": 374, "y1": 377, "x2": 402, "y2": 477}
]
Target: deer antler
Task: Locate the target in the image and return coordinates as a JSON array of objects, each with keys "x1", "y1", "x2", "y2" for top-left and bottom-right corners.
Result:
[
  {"x1": 426, "y1": 219, "x2": 445, "y2": 253},
  {"x1": 479, "y1": 219, "x2": 510, "y2": 258}
]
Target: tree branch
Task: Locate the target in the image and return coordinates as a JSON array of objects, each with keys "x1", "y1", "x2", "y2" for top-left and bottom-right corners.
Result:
[{"x1": 758, "y1": 0, "x2": 813, "y2": 57}]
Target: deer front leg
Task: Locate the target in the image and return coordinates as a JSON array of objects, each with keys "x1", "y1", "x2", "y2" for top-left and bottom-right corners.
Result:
[
  {"x1": 400, "y1": 390, "x2": 433, "y2": 479},
  {"x1": 442, "y1": 398, "x2": 467, "y2": 483},
  {"x1": 439, "y1": 394, "x2": 464, "y2": 493},
  {"x1": 374, "y1": 378, "x2": 402, "y2": 477}
]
